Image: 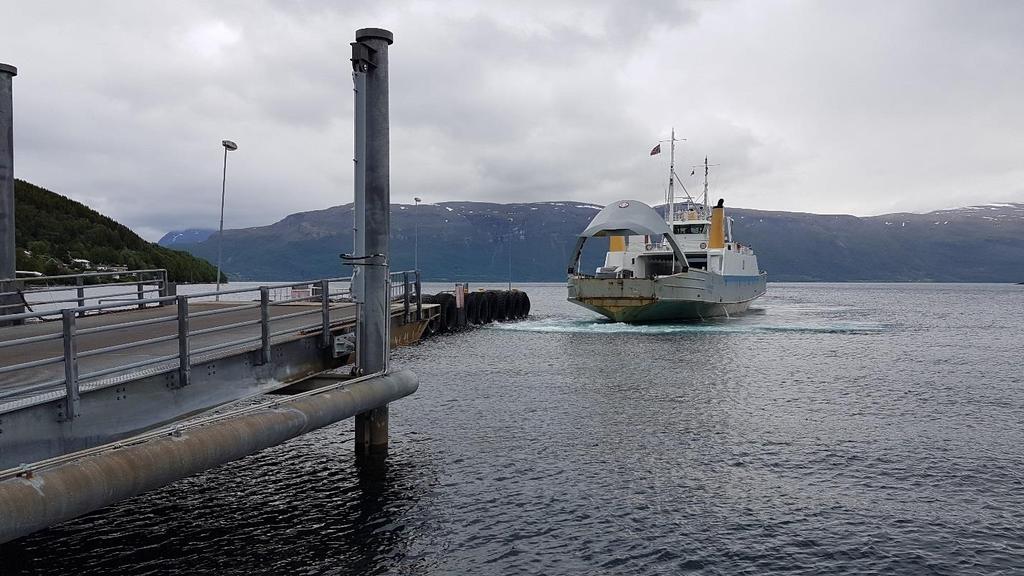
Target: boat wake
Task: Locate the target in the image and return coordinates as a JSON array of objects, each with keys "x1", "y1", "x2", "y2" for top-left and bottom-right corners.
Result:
[{"x1": 490, "y1": 315, "x2": 891, "y2": 335}]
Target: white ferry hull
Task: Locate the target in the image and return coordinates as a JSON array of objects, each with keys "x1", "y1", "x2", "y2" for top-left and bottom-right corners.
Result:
[{"x1": 568, "y1": 271, "x2": 766, "y2": 323}]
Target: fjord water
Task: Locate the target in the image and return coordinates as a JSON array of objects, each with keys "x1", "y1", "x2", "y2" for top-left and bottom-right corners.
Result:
[{"x1": 4, "y1": 283, "x2": 1023, "y2": 574}]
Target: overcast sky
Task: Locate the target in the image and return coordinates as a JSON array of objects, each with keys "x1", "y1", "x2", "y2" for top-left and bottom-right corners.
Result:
[{"x1": 1, "y1": 0, "x2": 1021, "y2": 240}]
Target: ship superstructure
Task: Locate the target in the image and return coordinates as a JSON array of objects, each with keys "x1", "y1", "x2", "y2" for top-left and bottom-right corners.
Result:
[{"x1": 566, "y1": 133, "x2": 766, "y2": 322}]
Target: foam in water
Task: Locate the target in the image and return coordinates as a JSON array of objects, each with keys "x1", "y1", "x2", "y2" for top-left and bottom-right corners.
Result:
[{"x1": 490, "y1": 316, "x2": 890, "y2": 335}]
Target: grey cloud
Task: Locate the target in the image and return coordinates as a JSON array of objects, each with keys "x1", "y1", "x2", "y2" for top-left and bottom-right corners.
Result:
[{"x1": 1, "y1": 0, "x2": 1021, "y2": 240}]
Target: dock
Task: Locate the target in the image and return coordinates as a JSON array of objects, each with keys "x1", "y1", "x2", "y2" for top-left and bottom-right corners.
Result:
[
  {"x1": 0, "y1": 26, "x2": 530, "y2": 545},
  {"x1": 0, "y1": 29, "x2": 426, "y2": 543},
  {"x1": 0, "y1": 271, "x2": 432, "y2": 471}
]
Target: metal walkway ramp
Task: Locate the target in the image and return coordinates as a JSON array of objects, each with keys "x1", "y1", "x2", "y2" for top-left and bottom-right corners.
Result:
[{"x1": 0, "y1": 270, "x2": 428, "y2": 471}]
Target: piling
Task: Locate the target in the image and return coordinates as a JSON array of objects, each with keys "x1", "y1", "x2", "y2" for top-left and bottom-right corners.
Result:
[
  {"x1": 0, "y1": 63, "x2": 21, "y2": 322},
  {"x1": 351, "y1": 28, "x2": 394, "y2": 454}
]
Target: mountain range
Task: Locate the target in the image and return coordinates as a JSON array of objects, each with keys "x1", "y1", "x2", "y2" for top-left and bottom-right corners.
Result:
[{"x1": 159, "y1": 201, "x2": 1024, "y2": 283}]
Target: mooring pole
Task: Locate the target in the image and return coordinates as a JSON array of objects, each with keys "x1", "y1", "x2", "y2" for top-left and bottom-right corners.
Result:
[
  {"x1": 351, "y1": 28, "x2": 393, "y2": 455},
  {"x1": 0, "y1": 63, "x2": 21, "y2": 323}
]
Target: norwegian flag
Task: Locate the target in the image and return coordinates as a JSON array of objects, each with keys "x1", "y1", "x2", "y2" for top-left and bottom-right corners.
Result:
[{"x1": 650, "y1": 143, "x2": 661, "y2": 155}]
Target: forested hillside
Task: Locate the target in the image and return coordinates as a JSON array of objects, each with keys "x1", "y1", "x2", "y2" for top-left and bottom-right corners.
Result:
[{"x1": 15, "y1": 179, "x2": 221, "y2": 282}]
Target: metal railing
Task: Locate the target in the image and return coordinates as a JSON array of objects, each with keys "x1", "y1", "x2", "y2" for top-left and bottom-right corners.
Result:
[
  {"x1": 0, "y1": 271, "x2": 423, "y2": 420},
  {"x1": 0, "y1": 269, "x2": 170, "y2": 317},
  {"x1": 389, "y1": 270, "x2": 423, "y2": 322}
]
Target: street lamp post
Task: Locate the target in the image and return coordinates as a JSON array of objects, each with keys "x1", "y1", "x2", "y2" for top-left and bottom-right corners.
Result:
[
  {"x1": 413, "y1": 197, "x2": 421, "y2": 273},
  {"x1": 507, "y1": 215, "x2": 513, "y2": 291},
  {"x1": 215, "y1": 139, "x2": 237, "y2": 301}
]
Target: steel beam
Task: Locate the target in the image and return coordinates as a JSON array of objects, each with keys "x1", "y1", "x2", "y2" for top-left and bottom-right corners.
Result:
[{"x1": 0, "y1": 370, "x2": 418, "y2": 544}]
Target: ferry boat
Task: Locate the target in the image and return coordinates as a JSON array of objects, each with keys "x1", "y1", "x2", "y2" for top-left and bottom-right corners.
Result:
[{"x1": 566, "y1": 132, "x2": 766, "y2": 322}]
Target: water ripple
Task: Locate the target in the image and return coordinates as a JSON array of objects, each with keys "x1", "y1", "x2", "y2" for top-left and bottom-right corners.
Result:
[{"x1": 3, "y1": 283, "x2": 1023, "y2": 575}]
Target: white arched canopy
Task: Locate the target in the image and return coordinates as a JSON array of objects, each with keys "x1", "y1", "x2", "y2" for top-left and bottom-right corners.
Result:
[
  {"x1": 579, "y1": 200, "x2": 673, "y2": 238},
  {"x1": 567, "y1": 200, "x2": 688, "y2": 275}
]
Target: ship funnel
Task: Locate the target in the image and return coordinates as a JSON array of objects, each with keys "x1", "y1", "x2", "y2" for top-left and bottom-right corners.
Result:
[{"x1": 709, "y1": 198, "x2": 726, "y2": 249}]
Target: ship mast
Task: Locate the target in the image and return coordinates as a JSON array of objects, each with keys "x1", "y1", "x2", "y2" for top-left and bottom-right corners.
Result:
[
  {"x1": 657, "y1": 129, "x2": 685, "y2": 224},
  {"x1": 664, "y1": 129, "x2": 685, "y2": 224},
  {"x1": 702, "y1": 156, "x2": 709, "y2": 214},
  {"x1": 668, "y1": 128, "x2": 675, "y2": 225},
  {"x1": 692, "y1": 156, "x2": 718, "y2": 217}
]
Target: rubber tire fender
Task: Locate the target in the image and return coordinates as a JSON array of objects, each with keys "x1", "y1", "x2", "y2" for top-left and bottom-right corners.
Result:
[
  {"x1": 438, "y1": 293, "x2": 457, "y2": 332},
  {"x1": 490, "y1": 290, "x2": 508, "y2": 321},
  {"x1": 465, "y1": 292, "x2": 480, "y2": 325},
  {"x1": 476, "y1": 292, "x2": 491, "y2": 324},
  {"x1": 513, "y1": 291, "x2": 527, "y2": 319}
]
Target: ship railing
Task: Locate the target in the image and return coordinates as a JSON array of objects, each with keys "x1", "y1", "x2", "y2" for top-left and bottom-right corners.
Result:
[
  {"x1": 0, "y1": 269, "x2": 170, "y2": 318},
  {"x1": 0, "y1": 276, "x2": 361, "y2": 419}
]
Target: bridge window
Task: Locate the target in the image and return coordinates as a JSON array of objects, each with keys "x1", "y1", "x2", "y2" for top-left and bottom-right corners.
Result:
[{"x1": 673, "y1": 224, "x2": 708, "y2": 235}]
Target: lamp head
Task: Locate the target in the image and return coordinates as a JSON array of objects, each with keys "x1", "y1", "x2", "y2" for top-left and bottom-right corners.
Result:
[{"x1": 222, "y1": 140, "x2": 238, "y2": 151}]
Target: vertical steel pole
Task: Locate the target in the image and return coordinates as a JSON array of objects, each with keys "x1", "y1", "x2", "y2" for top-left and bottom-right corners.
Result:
[
  {"x1": 352, "y1": 28, "x2": 392, "y2": 374},
  {"x1": 414, "y1": 199, "x2": 419, "y2": 272},
  {"x1": 215, "y1": 146, "x2": 227, "y2": 301},
  {"x1": 176, "y1": 296, "x2": 190, "y2": 387},
  {"x1": 351, "y1": 34, "x2": 367, "y2": 380},
  {"x1": 61, "y1": 309, "x2": 80, "y2": 420},
  {"x1": 0, "y1": 64, "x2": 20, "y2": 322},
  {"x1": 159, "y1": 269, "x2": 169, "y2": 305},
  {"x1": 137, "y1": 281, "x2": 145, "y2": 309},
  {"x1": 507, "y1": 217, "x2": 513, "y2": 291},
  {"x1": 320, "y1": 278, "x2": 331, "y2": 349},
  {"x1": 75, "y1": 275, "x2": 85, "y2": 316},
  {"x1": 352, "y1": 28, "x2": 393, "y2": 455},
  {"x1": 0, "y1": 63, "x2": 15, "y2": 282},
  {"x1": 259, "y1": 286, "x2": 271, "y2": 365}
]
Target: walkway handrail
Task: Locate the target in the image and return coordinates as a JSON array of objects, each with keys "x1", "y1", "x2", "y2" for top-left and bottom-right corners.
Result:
[
  {"x1": 0, "y1": 272, "x2": 376, "y2": 412},
  {"x1": 0, "y1": 272, "x2": 396, "y2": 422},
  {"x1": 9, "y1": 269, "x2": 166, "y2": 283},
  {"x1": 0, "y1": 268, "x2": 170, "y2": 317},
  {"x1": 388, "y1": 270, "x2": 422, "y2": 322}
]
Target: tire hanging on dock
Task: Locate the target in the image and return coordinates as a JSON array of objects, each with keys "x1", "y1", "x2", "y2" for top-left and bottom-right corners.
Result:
[
  {"x1": 427, "y1": 289, "x2": 529, "y2": 331},
  {"x1": 490, "y1": 290, "x2": 509, "y2": 321},
  {"x1": 476, "y1": 292, "x2": 491, "y2": 324},
  {"x1": 482, "y1": 291, "x2": 497, "y2": 324},
  {"x1": 466, "y1": 291, "x2": 480, "y2": 325},
  {"x1": 515, "y1": 291, "x2": 530, "y2": 318},
  {"x1": 436, "y1": 293, "x2": 457, "y2": 332},
  {"x1": 506, "y1": 291, "x2": 521, "y2": 319}
]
